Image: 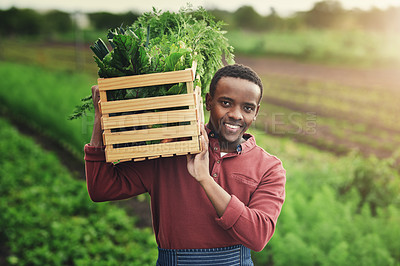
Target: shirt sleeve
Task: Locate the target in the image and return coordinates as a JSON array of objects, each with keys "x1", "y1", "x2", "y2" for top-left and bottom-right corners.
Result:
[
  {"x1": 84, "y1": 144, "x2": 155, "y2": 202},
  {"x1": 215, "y1": 161, "x2": 286, "y2": 252}
]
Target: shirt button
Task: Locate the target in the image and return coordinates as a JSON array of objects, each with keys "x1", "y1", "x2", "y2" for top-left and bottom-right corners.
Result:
[
  {"x1": 216, "y1": 160, "x2": 221, "y2": 164},
  {"x1": 213, "y1": 147, "x2": 218, "y2": 151},
  {"x1": 213, "y1": 173, "x2": 218, "y2": 178},
  {"x1": 210, "y1": 133, "x2": 215, "y2": 137}
]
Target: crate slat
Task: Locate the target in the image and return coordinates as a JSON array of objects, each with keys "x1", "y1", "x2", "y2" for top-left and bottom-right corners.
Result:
[
  {"x1": 104, "y1": 124, "x2": 198, "y2": 145},
  {"x1": 105, "y1": 139, "x2": 200, "y2": 162},
  {"x1": 100, "y1": 93, "x2": 196, "y2": 114},
  {"x1": 98, "y1": 63, "x2": 203, "y2": 162},
  {"x1": 101, "y1": 109, "x2": 197, "y2": 130},
  {"x1": 98, "y1": 68, "x2": 194, "y2": 91}
]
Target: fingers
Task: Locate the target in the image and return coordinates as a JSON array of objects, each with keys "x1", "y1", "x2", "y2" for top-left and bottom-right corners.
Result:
[
  {"x1": 91, "y1": 85, "x2": 101, "y2": 111},
  {"x1": 199, "y1": 124, "x2": 209, "y2": 155},
  {"x1": 91, "y1": 85, "x2": 99, "y2": 97},
  {"x1": 200, "y1": 123, "x2": 209, "y2": 144},
  {"x1": 91, "y1": 85, "x2": 100, "y2": 99}
]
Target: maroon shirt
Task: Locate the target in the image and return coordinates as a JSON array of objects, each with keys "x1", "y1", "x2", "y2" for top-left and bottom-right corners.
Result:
[{"x1": 84, "y1": 130, "x2": 286, "y2": 252}]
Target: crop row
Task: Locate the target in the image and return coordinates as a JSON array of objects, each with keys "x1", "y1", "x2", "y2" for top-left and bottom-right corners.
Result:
[
  {"x1": 0, "y1": 61, "x2": 94, "y2": 158},
  {"x1": 256, "y1": 101, "x2": 400, "y2": 158},
  {"x1": 263, "y1": 75, "x2": 400, "y2": 132},
  {"x1": 0, "y1": 117, "x2": 157, "y2": 265},
  {"x1": 257, "y1": 73, "x2": 400, "y2": 158}
]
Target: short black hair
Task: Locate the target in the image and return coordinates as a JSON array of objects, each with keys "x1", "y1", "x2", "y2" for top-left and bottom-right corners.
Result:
[{"x1": 209, "y1": 64, "x2": 263, "y2": 103}]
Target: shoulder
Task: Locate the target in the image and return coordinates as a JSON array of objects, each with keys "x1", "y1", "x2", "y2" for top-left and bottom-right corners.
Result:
[
  {"x1": 255, "y1": 145, "x2": 285, "y2": 171},
  {"x1": 241, "y1": 135, "x2": 286, "y2": 179},
  {"x1": 242, "y1": 134, "x2": 284, "y2": 166}
]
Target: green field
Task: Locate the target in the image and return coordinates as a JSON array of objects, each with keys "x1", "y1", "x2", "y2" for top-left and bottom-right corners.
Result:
[
  {"x1": 1, "y1": 28, "x2": 400, "y2": 265},
  {"x1": 1, "y1": 61, "x2": 400, "y2": 265},
  {"x1": 0, "y1": 61, "x2": 94, "y2": 157}
]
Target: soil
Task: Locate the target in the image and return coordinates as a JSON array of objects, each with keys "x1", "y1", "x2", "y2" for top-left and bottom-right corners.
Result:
[{"x1": 235, "y1": 56, "x2": 400, "y2": 91}]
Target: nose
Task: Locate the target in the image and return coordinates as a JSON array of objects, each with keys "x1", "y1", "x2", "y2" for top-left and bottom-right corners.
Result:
[{"x1": 228, "y1": 106, "x2": 243, "y2": 121}]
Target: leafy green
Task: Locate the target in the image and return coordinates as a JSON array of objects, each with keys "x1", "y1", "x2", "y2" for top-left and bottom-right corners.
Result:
[{"x1": 70, "y1": 5, "x2": 234, "y2": 119}]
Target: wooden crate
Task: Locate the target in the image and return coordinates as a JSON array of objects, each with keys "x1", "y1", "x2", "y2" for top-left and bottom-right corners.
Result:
[{"x1": 98, "y1": 63, "x2": 204, "y2": 163}]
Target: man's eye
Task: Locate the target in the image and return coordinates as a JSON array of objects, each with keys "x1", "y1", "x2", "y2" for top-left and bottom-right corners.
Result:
[
  {"x1": 221, "y1": 101, "x2": 230, "y2": 106},
  {"x1": 244, "y1": 106, "x2": 254, "y2": 112}
]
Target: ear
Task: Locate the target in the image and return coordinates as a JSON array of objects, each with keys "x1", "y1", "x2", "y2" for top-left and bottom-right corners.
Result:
[{"x1": 205, "y1": 93, "x2": 212, "y2": 111}]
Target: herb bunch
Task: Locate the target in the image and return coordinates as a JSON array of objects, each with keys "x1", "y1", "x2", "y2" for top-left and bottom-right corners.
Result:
[{"x1": 69, "y1": 6, "x2": 234, "y2": 120}]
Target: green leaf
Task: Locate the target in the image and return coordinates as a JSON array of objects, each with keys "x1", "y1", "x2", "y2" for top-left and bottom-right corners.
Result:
[
  {"x1": 166, "y1": 83, "x2": 184, "y2": 95},
  {"x1": 90, "y1": 39, "x2": 109, "y2": 61},
  {"x1": 164, "y1": 52, "x2": 183, "y2": 72}
]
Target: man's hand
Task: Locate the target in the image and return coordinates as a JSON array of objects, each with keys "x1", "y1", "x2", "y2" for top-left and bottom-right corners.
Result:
[
  {"x1": 186, "y1": 124, "x2": 210, "y2": 182},
  {"x1": 92, "y1": 85, "x2": 101, "y2": 114},
  {"x1": 89, "y1": 85, "x2": 104, "y2": 147},
  {"x1": 186, "y1": 124, "x2": 231, "y2": 217}
]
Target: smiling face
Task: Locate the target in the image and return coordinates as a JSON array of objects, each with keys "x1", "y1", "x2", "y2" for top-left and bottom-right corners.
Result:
[{"x1": 206, "y1": 76, "x2": 261, "y2": 152}]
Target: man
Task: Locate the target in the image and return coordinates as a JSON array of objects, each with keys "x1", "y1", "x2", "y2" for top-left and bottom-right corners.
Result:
[{"x1": 85, "y1": 64, "x2": 286, "y2": 265}]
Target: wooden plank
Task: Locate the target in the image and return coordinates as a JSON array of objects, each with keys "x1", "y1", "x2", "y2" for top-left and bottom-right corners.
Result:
[
  {"x1": 99, "y1": 90, "x2": 113, "y2": 155},
  {"x1": 196, "y1": 86, "x2": 204, "y2": 126},
  {"x1": 106, "y1": 139, "x2": 200, "y2": 162},
  {"x1": 101, "y1": 109, "x2": 197, "y2": 130},
  {"x1": 98, "y1": 68, "x2": 194, "y2": 91},
  {"x1": 187, "y1": 81, "x2": 194, "y2": 93},
  {"x1": 118, "y1": 158, "x2": 132, "y2": 163},
  {"x1": 104, "y1": 124, "x2": 198, "y2": 145},
  {"x1": 175, "y1": 152, "x2": 190, "y2": 156},
  {"x1": 100, "y1": 93, "x2": 196, "y2": 114},
  {"x1": 191, "y1": 61, "x2": 197, "y2": 78}
]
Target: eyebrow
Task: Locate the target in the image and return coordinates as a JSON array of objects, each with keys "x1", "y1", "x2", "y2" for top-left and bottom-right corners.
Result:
[{"x1": 218, "y1": 96, "x2": 257, "y2": 108}]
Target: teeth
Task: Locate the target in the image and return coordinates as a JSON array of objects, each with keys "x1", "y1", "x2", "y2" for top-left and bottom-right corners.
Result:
[{"x1": 226, "y1": 124, "x2": 239, "y2": 129}]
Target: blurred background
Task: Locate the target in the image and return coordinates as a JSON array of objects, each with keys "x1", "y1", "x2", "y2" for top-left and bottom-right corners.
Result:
[{"x1": 1, "y1": 0, "x2": 399, "y2": 265}]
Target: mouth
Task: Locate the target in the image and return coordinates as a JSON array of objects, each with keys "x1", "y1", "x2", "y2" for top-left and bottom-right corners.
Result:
[{"x1": 223, "y1": 122, "x2": 242, "y2": 132}]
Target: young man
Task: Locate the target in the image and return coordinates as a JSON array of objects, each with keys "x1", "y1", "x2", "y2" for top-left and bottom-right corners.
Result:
[{"x1": 85, "y1": 64, "x2": 286, "y2": 265}]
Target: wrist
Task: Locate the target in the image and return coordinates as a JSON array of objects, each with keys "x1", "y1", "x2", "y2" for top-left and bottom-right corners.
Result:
[{"x1": 199, "y1": 175, "x2": 214, "y2": 187}]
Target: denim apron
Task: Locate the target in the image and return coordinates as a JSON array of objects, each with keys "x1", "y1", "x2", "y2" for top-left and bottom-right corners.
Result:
[{"x1": 156, "y1": 245, "x2": 253, "y2": 265}]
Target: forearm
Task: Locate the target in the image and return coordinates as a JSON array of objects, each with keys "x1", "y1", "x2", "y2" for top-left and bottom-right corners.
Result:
[
  {"x1": 215, "y1": 173, "x2": 286, "y2": 251},
  {"x1": 217, "y1": 196, "x2": 276, "y2": 252},
  {"x1": 84, "y1": 145, "x2": 150, "y2": 202},
  {"x1": 199, "y1": 176, "x2": 231, "y2": 217}
]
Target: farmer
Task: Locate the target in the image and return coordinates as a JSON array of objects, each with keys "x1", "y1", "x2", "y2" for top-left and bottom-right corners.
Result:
[{"x1": 84, "y1": 64, "x2": 286, "y2": 265}]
